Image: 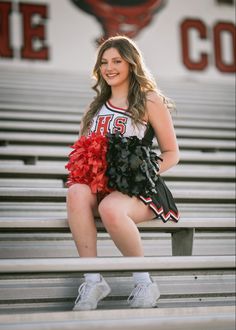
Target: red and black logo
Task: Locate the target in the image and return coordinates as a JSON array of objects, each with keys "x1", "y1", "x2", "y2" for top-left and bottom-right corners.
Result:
[{"x1": 70, "y1": 0, "x2": 167, "y2": 44}]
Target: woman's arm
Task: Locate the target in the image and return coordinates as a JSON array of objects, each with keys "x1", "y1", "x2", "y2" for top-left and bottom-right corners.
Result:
[
  {"x1": 78, "y1": 105, "x2": 90, "y2": 138},
  {"x1": 146, "y1": 92, "x2": 180, "y2": 174}
]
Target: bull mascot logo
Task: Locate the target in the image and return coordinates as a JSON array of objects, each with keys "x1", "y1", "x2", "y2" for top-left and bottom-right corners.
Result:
[{"x1": 70, "y1": 0, "x2": 167, "y2": 44}]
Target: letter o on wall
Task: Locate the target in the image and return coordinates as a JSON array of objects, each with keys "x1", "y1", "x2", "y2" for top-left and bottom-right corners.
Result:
[{"x1": 213, "y1": 22, "x2": 236, "y2": 73}]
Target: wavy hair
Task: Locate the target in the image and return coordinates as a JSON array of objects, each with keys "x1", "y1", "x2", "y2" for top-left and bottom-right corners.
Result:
[{"x1": 81, "y1": 36, "x2": 175, "y2": 135}]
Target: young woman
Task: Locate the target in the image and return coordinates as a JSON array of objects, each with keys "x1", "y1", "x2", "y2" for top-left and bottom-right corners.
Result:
[{"x1": 66, "y1": 35, "x2": 180, "y2": 311}]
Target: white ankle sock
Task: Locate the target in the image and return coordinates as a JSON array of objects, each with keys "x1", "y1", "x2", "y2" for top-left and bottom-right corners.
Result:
[
  {"x1": 84, "y1": 273, "x2": 101, "y2": 283},
  {"x1": 132, "y1": 272, "x2": 152, "y2": 285}
]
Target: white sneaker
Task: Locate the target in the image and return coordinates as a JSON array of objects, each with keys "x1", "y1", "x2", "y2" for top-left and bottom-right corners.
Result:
[
  {"x1": 127, "y1": 281, "x2": 160, "y2": 308},
  {"x1": 73, "y1": 276, "x2": 111, "y2": 311}
]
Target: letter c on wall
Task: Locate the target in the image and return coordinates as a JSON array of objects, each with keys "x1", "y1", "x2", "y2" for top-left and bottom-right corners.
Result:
[{"x1": 180, "y1": 18, "x2": 208, "y2": 71}]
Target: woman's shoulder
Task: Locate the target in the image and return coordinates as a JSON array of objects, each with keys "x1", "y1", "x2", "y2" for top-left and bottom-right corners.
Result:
[
  {"x1": 146, "y1": 90, "x2": 164, "y2": 105},
  {"x1": 144, "y1": 90, "x2": 172, "y2": 125},
  {"x1": 145, "y1": 91, "x2": 168, "y2": 117}
]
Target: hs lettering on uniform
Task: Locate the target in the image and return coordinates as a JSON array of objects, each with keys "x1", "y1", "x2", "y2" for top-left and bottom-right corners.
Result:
[{"x1": 92, "y1": 115, "x2": 128, "y2": 135}]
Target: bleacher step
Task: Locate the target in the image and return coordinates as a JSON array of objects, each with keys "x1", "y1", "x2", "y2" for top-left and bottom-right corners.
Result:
[
  {"x1": 1, "y1": 144, "x2": 235, "y2": 165},
  {"x1": 0, "y1": 255, "x2": 234, "y2": 273},
  {"x1": 0, "y1": 118, "x2": 235, "y2": 134},
  {"x1": 0, "y1": 232, "x2": 235, "y2": 258},
  {"x1": 0, "y1": 186, "x2": 234, "y2": 203},
  {"x1": 0, "y1": 306, "x2": 234, "y2": 330},
  {"x1": 1, "y1": 163, "x2": 235, "y2": 181},
  {"x1": 0, "y1": 216, "x2": 235, "y2": 230},
  {"x1": 0, "y1": 132, "x2": 235, "y2": 150}
]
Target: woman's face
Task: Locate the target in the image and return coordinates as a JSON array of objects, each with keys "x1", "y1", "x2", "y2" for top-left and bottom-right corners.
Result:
[{"x1": 100, "y1": 47, "x2": 130, "y2": 88}]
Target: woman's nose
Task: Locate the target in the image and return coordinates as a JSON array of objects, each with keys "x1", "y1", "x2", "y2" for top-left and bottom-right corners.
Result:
[{"x1": 106, "y1": 62, "x2": 113, "y2": 70}]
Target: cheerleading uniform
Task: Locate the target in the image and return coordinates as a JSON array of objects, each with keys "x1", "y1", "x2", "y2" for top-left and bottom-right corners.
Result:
[
  {"x1": 88, "y1": 101, "x2": 147, "y2": 139},
  {"x1": 87, "y1": 101, "x2": 179, "y2": 222}
]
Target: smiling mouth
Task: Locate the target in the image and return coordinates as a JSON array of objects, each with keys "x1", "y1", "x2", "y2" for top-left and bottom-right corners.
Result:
[{"x1": 106, "y1": 73, "x2": 119, "y2": 78}]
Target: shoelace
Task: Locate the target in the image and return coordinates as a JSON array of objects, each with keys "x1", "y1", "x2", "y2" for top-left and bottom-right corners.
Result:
[
  {"x1": 74, "y1": 282, "x2": 93, "y2": 305},
  {"x1": 127, "y1": 283, "x2": 148, "y2": 303}
]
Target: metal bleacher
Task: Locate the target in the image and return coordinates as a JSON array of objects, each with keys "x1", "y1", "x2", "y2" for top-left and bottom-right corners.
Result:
[{"x1": 0, "y1": 67, "x2": 235, "y2": 329}]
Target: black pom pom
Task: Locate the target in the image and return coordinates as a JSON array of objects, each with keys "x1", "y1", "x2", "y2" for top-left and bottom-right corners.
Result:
[{"x1": 106, "y1": 133, "x2": 162, "y2": 197}]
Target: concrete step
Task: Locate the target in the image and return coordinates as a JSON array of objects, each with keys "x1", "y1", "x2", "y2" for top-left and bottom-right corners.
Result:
[
  {"x1": 0, "y1": 306, "x2": 234, "y2": 330},
  {"x1": 0, "y1": 107, "x2": 235, "y2": 122},
  {"x1": 0, "y1": 121, "x2": 235, "y2": 139},
  {"x1": 0, "y1": 184, "x2": 235, "y2": 203},
  {"x1": 0, "y1": 215, "x2": 234, "y2": 230},
  {"x1": 0, "y1": 257, "x2": 234, "y2": 315},
  {"x1": 0, "y1": 255, "x2": 234, "y2": 273},
  {"x1": 0, "y1": 163, "x2": 235, "y2": 181},
  {"x1": 0, "y1": 143, "x2": 232, "y2": 163},
  {"x1": 0, "y1": 149, "x2": 235, "y2": 166},
  {"x1": 0, "y1": 232, "x2": 234, "y2": 258},
  {"x1": 0, "y1": 85, "x2": 234, "y2": 107},
  {"x1": 0, "y1": 115, "x2": 235, "y2": 131},
  {"x1": 1, "y1": 272, "x2": 234, "y2": 301},
  {"x1": 0, "y1": 101, "x2": 235, "y2": 117},
  {"x1": 0, "y1": 201, "x2": 234, "y2": 212},
  {"x1": 0, "y1": 102, "x2": 83, "y2": 114},
  {"x1": 0, "y1": 202, "x2": 234, "y2": 223},
  {"x1": 0, "y1": 79, "x2": 232, "y2": 92},
  {"x1": 0, "y1": 81, "x2": 234, "y2": 97},
  {"x1": 0, "y1": 272, "x2": 235, "y2": 300},
  {"x1": 0, "y1": 143, "x2": 235, "y2": 165},
  {"x1": 1, "y1": 132, "x2": 235, "y2": 151},
  {"x1": 0, "y1": 178, "x2": 64, "y2": 188}
]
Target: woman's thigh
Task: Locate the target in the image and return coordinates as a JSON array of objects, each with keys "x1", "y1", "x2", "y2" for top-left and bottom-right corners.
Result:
[{"x1": 99, "y1": 191, "x2": 156, "y2": 224}]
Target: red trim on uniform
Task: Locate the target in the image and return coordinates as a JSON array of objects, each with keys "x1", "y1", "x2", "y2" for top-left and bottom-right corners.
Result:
[
  {"x1": 106, "y1": 101, "x2": 148, "y2": 125},
  {"x1": 139, "y1": 195, "x2": 180, "y2": 222},
  {"x1": 140, "y1": 196, "x2": 152, "y2": 203},
  {"x1": 107, "y1": 100, "x2": 128, "y2": 111},
  {"x1": 150, "y1": 202, "x2": 163, "y2": 214}
]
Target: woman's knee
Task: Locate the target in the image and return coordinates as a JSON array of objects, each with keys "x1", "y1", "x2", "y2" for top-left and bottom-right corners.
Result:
[
  {"x1": 67, "y1": 184, "x2": 95, "y2": 207},
  {"x1": 98, "y1": 196, "x2": 123, "y2": 228}
]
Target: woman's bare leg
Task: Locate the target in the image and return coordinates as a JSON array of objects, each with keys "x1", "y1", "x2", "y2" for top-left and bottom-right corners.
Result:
[
  {"x1": 98, "y1": 191, "x2": 155, "y2": 256},
  {"x1": 66, "y1": 184, "x2": 98, "y2": 257}
]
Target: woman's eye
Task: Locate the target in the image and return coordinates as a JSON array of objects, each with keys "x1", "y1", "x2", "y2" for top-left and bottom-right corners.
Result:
[{"x1": 100, "y1": 60, "x2": 122, "y2": 66}]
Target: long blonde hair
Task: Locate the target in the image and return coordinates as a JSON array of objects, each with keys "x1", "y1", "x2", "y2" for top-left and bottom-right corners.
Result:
[{"x1": 81, "y1": 36, "x2": 175, "y2": 135}]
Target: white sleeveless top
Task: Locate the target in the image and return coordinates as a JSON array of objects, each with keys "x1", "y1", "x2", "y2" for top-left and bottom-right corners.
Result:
[{"x1": 88, "y1": 101, "x2": 147, "y2": 139}]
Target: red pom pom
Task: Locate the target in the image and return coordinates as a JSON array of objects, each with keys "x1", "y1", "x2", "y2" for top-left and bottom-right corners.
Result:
[{"x1": 65, "y1": 133, "x2": 111, "y2": 193}]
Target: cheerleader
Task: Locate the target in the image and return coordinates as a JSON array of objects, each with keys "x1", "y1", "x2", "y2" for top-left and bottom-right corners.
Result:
[{"x1": 66, "y1": 35, "x2": 180, "y2": 310}]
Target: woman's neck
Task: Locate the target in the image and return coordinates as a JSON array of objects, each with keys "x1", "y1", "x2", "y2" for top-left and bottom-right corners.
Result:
[
  {"x1": 109, "y1": 96, "x2": 128, "y2": 109},
  {"x1": 110, "y1": 86, "x2": 129, "y2": 108}
]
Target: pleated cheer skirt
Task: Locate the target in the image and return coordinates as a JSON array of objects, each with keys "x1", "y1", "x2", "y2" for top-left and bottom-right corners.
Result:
[{"x1": 65, "y1": 132, "x2": 180, "y2": 223}]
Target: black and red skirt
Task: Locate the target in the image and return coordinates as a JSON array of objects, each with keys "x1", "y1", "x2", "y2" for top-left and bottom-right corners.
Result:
[{"x1": 65, "y1": 132, "x2": 179, "y2": 223}]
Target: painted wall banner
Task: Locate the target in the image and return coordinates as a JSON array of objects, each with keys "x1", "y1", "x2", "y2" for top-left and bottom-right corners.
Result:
[{"x1": 0, "y1": 0, "x2": 235, "y2": 81}]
